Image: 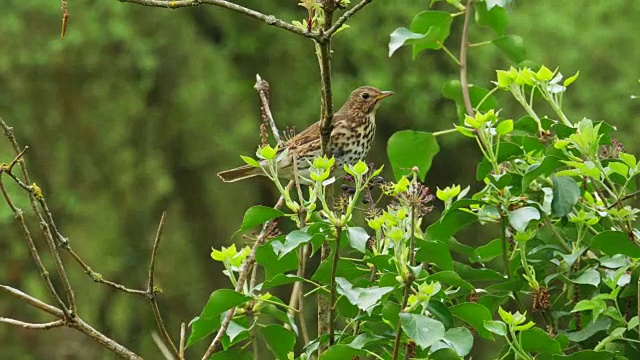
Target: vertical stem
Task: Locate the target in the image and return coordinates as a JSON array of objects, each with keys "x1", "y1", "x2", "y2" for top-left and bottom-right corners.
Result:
[
  {"x1": 317, "y1": 6, "x2": 335, "y2": 156},
  {"x1": 459, "y1": 0, "x2": 474, "y2": 117},
  {"x1": 329, "y1": 226, "x2": 342, "y2": 345},
  {"x1": 391, "y1": 278, "x2": 413, "y2": 360}
]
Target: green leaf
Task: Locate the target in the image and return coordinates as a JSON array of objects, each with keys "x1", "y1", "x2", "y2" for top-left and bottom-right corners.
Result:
[
  {"x1": 450, "y1": 303, "x2": 494, "y2": 340},
  {"x1": 477, "y1": 142, "x2": 523, "y2": 180},
  {"x1": 428, "y1": 300, "x2": 455, "y2": 329},
  {"x1": 473, "y1": 238, "x2": 503, "y2": 263},
  {"x1": 258, "y1": 274, "x2": 305, "y2": 291},
  {"x1": 399, "y1": 313, "x2": 446, "y2": 349},
  {"x1": 256, "y1": 237, "x2": 298, "y2": 280},
  {"x1": 564, "y1": 316, "x2": 610, "y2": 342},
  {"x1": 563, "y1": 70, "x2": 580, "y2": 87},
  {"x1": 475, "y1": 0, "x2": 508, "y2": 36},
  {"x1": 496, "y1": 119, "x2": 514, "y2": 135},
  {"x1": 522, "y1": 156, "x2": 563, "y2": 189},
  {"x1": 427, "y1": 271, "x2": 473, "y2": 290},
  {"x1": 409, "y1": 11, "x2": 453, "y2": 58},
  {"x1": 346, "y1": 227, "x2": 369, "y2": 253},
  {"x1": 318, "y1": 345, "x2": 364, "y2": 359},
  {"x1": 415, "y1": 239, "x2": 454, "y2": 270},
  {"x1": 591, "y1": 230, "x2": 640, "y2": 258},
  {"x1": 335, "y1": 277, "x2": 394, "y2": 315},
  {"x1": 552, "y1": 350, "x2": 623, "y2": 360},
  {"x1": 571, "y1": 269, "x2": 601, "y2": 287},
  {"x1": 187, "y1": 290, "x2": 251, "y2": 347},
  {"x1": 483, "y1": 320, "x2": 507, "y2": 336},
  {"x1": 237, "y1": 206, "x2": 284, "y2": 233},
  {"x1": 430, "y1": 348, "x2": 462, "y2": 360},
  {"x1": 426, "y1": 200, "x2": 482, "y2": 242},
  {"x1": 442, "y1": 327, "x2": 474, "y2": 356},
  {"x1": 208, "y1": 348, "x2": 252, "y2": 360},
  {"x1": 493, "y1": 35, "x2": 527, "y2": 63},
  {"x1": 508, "y1": 206, "x2": 540, "y2": 232},
  {"x1": 259, "y1": 325, "x2": 295, "y2": 360},
  {"x1": 226, "y1": 320, "x2": 248, "y2": 343},
  {"x1": 486, "y1": 0, "x2": 511, "y2": 9},
  {"x1": 271, "y1": 230, "x2": 317, "y2": 259},
  {"x1": 551, "y1": 175, "x2": 580, "y2": 217},
  {"x1": 521, "y1": 327, "x2": 563, "y2": 354},
  {"x1": 388, "y1": 27, "x2": 426, "y2": 57},
  {"x1": 387, "y1": 130, "x2": 440, "y2": 181}
]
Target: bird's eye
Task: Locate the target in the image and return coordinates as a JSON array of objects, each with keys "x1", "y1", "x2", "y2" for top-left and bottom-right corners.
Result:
[{"x1": 360, "y1": 92, "x2": 370, "y2": 99}]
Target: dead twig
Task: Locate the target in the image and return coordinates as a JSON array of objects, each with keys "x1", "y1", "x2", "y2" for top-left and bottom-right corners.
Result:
[
  {"x1": 0, "y1": 318, "x2": 65, "y2": 330},
  {"x1": 255, "y1": 74, "x2": 281, "y2": 144}
]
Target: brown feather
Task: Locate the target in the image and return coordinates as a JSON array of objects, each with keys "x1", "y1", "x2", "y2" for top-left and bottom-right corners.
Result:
[{"x1": 217, "y1": 165, "x2": 262, "y2": 182}]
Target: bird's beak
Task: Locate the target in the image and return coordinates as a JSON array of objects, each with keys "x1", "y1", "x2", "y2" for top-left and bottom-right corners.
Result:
[{"x1": 375, "y1": 91, "x2": 394, "y2": 100}]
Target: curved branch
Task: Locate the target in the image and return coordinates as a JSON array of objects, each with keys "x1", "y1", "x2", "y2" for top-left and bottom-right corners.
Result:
[
  {"x1": 118, "y1": 0, "x2": 321, "y2": 41},
  {"x1": 0, "y1": 318, "x2": 65, "y2": 330},
  {"x1": 0, "y1": 284, "x2": 64, "y2": 318},
  {"x1": 325, "y1": 0, "x2": 374, "y2": 38}
]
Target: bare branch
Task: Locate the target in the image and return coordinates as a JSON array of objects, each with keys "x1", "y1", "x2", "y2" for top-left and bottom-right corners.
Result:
[
  {"x1": 118, "y1": 0, "x2": 321, "y2": 41},
  {"x1": 70, "y1": 318, "x2": 143, "y2": 359},
  {"x1": 325, "y1": 0, "x2": 374, "y2": 38},
  {"x1": 317, "y1": 8, "x2": 335, "y2": 158},
  {"x1": 0, "y1": 318, "x2": 65, "y2": 330},
  {"x1": 0, "y1": 284, "x2": 64, "y2": 318},
  {"x1": 0, "y1": 176, "x2": 71, "y2": 318},
  {"x1": 459, "y1": 0, "x2": 474, "y2": 117},
  {"x1": 0, "y1": 146, "x2": 28, "y2": 173},
  {"x1": 152, "y1": 332, "x2": 175, "y2": 360},
  {"x1": 65, "y1": 248, "x2": 148, "y2": 296},
  {"x1": 202, "y1": 181, "x2": 294, "y2": 359},
  {"x1": 254, "y1": 74, "x2": 281, "y2": 144},
  {"x1": 147, "y1": 212, "x2": 180, "y2": 359}
]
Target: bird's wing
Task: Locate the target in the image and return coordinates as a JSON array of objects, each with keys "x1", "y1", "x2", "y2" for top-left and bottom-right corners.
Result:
[{"x1": 285, "y1": 121, "x2": 321, "y2": 148}]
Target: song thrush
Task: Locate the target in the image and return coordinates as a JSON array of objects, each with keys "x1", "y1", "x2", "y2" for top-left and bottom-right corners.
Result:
[{"x1": 217, "y1": 86, "x2": 393, "y2": 182}]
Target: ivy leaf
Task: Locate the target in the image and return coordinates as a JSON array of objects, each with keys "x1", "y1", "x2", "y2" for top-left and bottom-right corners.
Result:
[
  {"x1": 493, "y1": 35, "x2": 526, "y2": 63},
  {"x1": 318, "y1": 345, "x2": 364, "y2": 359},
  {"x1": 415, "y1": 239, "x2": 454, "y2": 270},
  {"x1": 564, "y1": 316, "x2": 610, "y2": 342},
  {"x1": 388, "y1": 27, "x2": 426, "y2": 57},
  {"x1": 473, "y1": 238, "x2": 503, "y2": 263},
  {"x1": 259, "y1": 325, "x2": 296, "y2": 360},
  {"x1": 441, "y1": 327, "x2": 474, "y2": 356},
  {"x1": 521, "y1": 327, "x2": 563, "y2": 354},
  {"x1": 387, "y1": 130, "x2": 440, "y2": 181},
  {"x1": 591, "y1": 230, "x2": 640, "y2": 258},
  {"x1": 409, "y1": 11, "x2": 453, "y2": 59},
  {"x1": 336, "y1": 277, "x2": 393, "y2": 314},
  {"x1": 522, "y1": 156, "x2": 563, "y2": 189},
  {"x1": 208, "y1": 348, "x2": 252, "y2": 360},
  {"x1": 486, "y1": 0, "x2": 511, "y2": 9},
  {"x1": 571, "y1": 269, "x2": 601, "y2": 287},
  {"x1": 187, "y1": 290, "x2": 251, "y2": 347},
  {"x1": 236, "y1": 206, "x2": 284, "y2": 234},
  {"x1": 450, "y1": 302, "x2": 494, "y2": 340},
  {"x1": 475, "y1": 1, "x2": 508, "y2": 36},
  {"x1": 346, "y1": 227, "x2": 369, "y2": 253},
  {"x1": 551, "y1": 175, "x2": 580, "y2": 217},
  {"x1": 271, "y1": 230, "x2": 317, "y2": 259},
  {"x1": 399, "y1": 313, "x2": 446, "y2": 349},
  {"x1": 483, "y1": 320, "x2": 507, "y2": 336},
  {"x1": 256, "y1": 237, "x2": 298, "y2": 280},
  {"x1": 508, "y1": 206, "x2": 540, "y2": 232}
]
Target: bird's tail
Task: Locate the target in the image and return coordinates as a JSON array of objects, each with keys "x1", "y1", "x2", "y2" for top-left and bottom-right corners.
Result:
[{"x1": 217, "y1": 165, "x2": 262, "y2": 182}]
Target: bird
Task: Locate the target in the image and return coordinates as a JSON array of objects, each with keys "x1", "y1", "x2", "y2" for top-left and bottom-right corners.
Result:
[{"x1": 217, "y1": 86, "x2": 394, "y2": 182}]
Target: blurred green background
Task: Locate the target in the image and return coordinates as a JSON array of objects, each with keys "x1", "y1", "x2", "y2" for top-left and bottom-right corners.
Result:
[{"x1": 1, "y1": 0, "x2": 639, "y2": 358}]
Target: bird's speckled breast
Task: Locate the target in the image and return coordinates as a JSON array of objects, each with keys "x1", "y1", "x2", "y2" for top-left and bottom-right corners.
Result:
[{"x1": 331, "y1": 114, "x2": 376, "y2": 167}]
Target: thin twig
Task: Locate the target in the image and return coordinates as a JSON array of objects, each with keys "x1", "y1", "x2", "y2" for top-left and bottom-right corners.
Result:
[
  {"x1": 2, "y1": 146, "x2": 28, "y2": 172},
  {"x1": 255, "y1": 74, "x2": 281, "y2": 144},
  {"x1": 325, "y1": 0, "x2": 374, "y2": 38},
  {"x1": 202, "y1": 182, "x2": 294, "y2": 360},
  {"x1": 459, "y1": 0, "x2": 474, "y2": 117},
  {"x1": 0, "y1": 284, "x2": 64, "y2": 317},
  {"x1": 65, "y1": 248, "x2": 149, "y2": 296},
  {"x1": 0, "y1": 177, "x2": 71, "y2": 318},
  {"x1": 0, "y1": 318, "x2": 65, "y2": 330},
  {"x1": 391, "y1": 277, "x2": 414, "y2": 360},
  {"x1": 119, "y1": 0, "x2": 321, "y2": 41},
  {"x1": 69, "y1": 317, "x2": 143, "y2": 359},
  {"x1": 147, "y1": 212, "x2": 179, "y2": 359}
]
